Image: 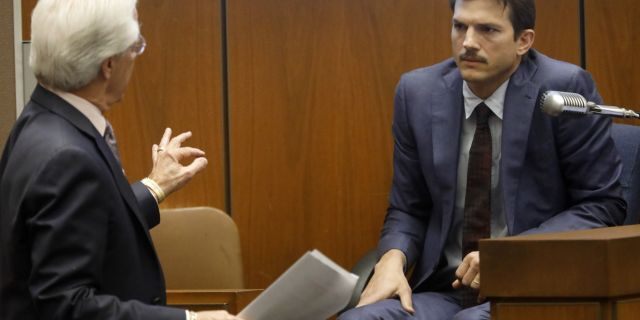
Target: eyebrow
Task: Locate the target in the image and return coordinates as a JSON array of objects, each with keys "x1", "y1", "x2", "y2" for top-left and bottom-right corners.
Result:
[
  {"x1": 452, "y1": 19, "x2": 502, "y2": 29},
  {"x1": 477, "y1": 22, "x2": 502, "y2": 30}
]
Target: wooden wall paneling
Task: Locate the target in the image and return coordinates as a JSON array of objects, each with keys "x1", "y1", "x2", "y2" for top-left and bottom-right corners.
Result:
[
  {"x1": 107, "y1": 0, "x2": 226, "y2": 209},
  {"x1": 227, "y1": 0, "x2": 452, "y2": 288},
  {"x1": 585, "y1": 0, "x2": 640, "y2": 126},
  {"x1": 1, "y1": 0, "x2": 16, "y2": 150},
  {"x1": 21, "y1": 0, "x2": 37, "y2": 40},
  {"x1": 534, "y1": 0, "x2": 581, "y2": 65}
]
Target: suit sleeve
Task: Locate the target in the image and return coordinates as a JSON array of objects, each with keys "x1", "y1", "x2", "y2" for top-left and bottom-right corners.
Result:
[
  {"x1": 24, "y1": 147, "x2": 184, "y2": 320},
  {"x1": 377, "y1": 76, "x2": 431, "y2": 268},
  {"x1": 522, "y1": 68, "x2": 626, "y2": 234},
  {"x1": 131, "y1": 181, "x2": 161, "y2": 229}
]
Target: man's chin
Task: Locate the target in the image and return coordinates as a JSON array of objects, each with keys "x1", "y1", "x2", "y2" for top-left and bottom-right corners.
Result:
[{"x1": 459, "y1": 70, "x2": 486, "y2": 83}]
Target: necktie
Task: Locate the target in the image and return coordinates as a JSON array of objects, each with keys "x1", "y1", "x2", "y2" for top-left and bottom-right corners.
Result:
[
  {"x1": 103, "y1": 120, "x2": 121, "y2": 163},
  {"x1": 460, "y1": 102, "x2": 492, "y2": 307}
]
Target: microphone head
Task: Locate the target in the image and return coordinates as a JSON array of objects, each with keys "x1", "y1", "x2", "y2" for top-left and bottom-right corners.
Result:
[{"x1": 539, "y1": 91, "x2": 589, "y2": 117}]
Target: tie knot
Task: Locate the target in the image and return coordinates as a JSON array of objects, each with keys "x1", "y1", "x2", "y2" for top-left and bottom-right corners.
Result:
[{"x1": 474, "y1": 103, "x2": 491, "y2": 125}]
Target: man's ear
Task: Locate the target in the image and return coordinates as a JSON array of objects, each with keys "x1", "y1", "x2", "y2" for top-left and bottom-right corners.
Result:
[
  {"x1": 516, "y1": 29, "x2": 535, "y2": 56},
  {"x1": 100, "y1": 57, "x2": 114, "y2": 80}
]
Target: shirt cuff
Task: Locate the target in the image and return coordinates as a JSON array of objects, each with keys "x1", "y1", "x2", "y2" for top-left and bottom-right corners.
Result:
[{"x1": 141, "y1": 177, "x2": 165, "y2": 203}]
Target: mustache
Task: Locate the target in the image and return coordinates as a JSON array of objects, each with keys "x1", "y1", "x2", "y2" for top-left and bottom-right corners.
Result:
[{"x1": 459, "y1": 53, "x2": 487, "y2": 63}]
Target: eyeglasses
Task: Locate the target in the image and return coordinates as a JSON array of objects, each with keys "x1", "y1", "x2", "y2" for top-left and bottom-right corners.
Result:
[{"x1": 130, "y1": 34, "x2": 146, "y2": 56}]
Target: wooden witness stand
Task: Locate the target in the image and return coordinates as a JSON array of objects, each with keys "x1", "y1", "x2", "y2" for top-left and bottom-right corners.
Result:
[
  {"x1": 166, "y1": 289, "x2": 262, "y2": 314},
  {"x1": 481, "y1": 225, "x2": 640, "y2": 320}
]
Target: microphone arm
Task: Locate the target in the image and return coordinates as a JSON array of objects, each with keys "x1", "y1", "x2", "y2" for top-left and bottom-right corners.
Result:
[{"x1": 587, "y1": 102, "x2": 640, "y2": 118}]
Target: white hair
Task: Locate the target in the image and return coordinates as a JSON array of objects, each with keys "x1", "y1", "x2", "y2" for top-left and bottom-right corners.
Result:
[{"x1": 30, "y1": 0, "x2": 139, "y2": 91}]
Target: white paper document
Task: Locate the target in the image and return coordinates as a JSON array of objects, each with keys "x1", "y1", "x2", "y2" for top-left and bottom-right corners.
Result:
[{"x1": 238, "y1": 249, "x2": 359, "y2": 320}]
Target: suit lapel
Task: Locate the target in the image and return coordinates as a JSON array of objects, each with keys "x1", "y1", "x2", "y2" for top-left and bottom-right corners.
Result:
[
  {"x1": 31, "y1": 86, "x2": 154, "y2": 236},
  {"x1": 432, "y1": 70, "x2": 464, "y2": 244},
  {"x1": 500, "y1": 57, "x2": 541, "y2": 233},
  {"x1": 94, "y1": 138, "x2": 154, "y2": 233}
]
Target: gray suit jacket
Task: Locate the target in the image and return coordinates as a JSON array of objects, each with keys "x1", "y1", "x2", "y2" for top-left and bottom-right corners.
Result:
[{"x1": 378, "y1": 50, "x2": 626, "y2": 288}]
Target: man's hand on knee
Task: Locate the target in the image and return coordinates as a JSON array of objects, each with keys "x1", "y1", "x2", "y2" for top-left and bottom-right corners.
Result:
[{"x1": 356, "y1": 249, "x2": 415, "y2": 314}]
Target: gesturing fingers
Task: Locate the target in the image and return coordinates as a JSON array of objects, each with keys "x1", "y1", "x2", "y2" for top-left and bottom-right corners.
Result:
[
  {"x1": 154, "y1": 130, "x2": 197, "y2": 163},
  {"x1": 184, "y1": 157, "x2": 208, "y2": 177},
  {"x1": 159, "y1": 128, "x2": 172, "y2": 148},
  {"x1": 152, "y1": 144, "x2": 159, "y2": 164},
  {"x1": 172, "y1": 147, "x2": 206, "y2": 160},
  {"x1": 168, "y1": 131, "x2": 193, "y2": 149},
  {"x1": 147, "y1": 128, "x2": 210, "y2": 199}
]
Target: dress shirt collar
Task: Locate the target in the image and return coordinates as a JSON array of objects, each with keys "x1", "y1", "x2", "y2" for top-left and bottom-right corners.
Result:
[
  {"x1": 463, "y1": 79, "x2": 509, "y2": 120},
  {"x1": 49, "y1": 88, "x2": 107, "y2": 136}
]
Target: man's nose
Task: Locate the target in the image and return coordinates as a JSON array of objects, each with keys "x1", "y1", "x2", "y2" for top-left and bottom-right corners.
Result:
[{"x1": 462, "y1": 28, "x2": 479, "y2": 50}]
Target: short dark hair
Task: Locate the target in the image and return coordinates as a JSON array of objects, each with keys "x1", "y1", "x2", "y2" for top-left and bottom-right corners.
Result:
[{"x1": 449, "y1": 0, "x2": 536, "y2": 38}]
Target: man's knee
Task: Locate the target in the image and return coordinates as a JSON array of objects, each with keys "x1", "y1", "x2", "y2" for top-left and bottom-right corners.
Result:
[
  {"x1": 337, "y1": 299, "x2": 408, "y2": 320},
  {"x1": 337, "y1": 306, "x2": 381, "y2": 320},
  {"x1": 451, "y1": 302, "x2": 490, "y2": 320}
]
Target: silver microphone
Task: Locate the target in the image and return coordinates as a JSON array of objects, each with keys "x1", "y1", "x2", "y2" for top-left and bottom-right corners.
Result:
[{"x1": 539, "y1": 90, "x2": 640, "y2": 118}]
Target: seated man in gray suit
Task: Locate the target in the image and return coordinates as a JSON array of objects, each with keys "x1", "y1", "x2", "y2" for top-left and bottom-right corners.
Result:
[
  {"x1": 0, "y1": 1, "x2": 242, "y2": 319},
  {"x1": 339, "y1": 0, "x2": 626, "y2": 319}
]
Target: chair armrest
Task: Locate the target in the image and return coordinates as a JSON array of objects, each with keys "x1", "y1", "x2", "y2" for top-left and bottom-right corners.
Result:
[{"x1": 339, "y1": 249, "x2": 378, "y2": 314}]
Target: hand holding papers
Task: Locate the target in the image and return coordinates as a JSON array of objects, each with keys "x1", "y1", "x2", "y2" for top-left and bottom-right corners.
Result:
[{"x1": 239, "y1": 249, "x2": 359, "y2": 320}]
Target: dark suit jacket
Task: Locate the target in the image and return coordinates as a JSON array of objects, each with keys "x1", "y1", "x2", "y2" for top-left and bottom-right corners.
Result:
[
  {"x1": 0, "y1": 85, "x2": 185, "y2": 319},
  {"x1": 378, "y1": 50, "x2": 627, "y2": 288}
]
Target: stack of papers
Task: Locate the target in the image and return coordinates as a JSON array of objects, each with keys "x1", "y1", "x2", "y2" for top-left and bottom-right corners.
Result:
[{"x1": 239, "y1": 249, "x2": 359, "y2": 320}]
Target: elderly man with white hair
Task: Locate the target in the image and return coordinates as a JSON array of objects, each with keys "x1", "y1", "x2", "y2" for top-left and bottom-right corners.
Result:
[{"x1": 0, "y1": 1, "x2": 241, "y2": 319}]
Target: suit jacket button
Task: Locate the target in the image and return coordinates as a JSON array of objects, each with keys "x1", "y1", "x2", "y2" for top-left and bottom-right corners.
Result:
[{"x1": 152, "y1": 296, "x2": 162, "y2": 305}]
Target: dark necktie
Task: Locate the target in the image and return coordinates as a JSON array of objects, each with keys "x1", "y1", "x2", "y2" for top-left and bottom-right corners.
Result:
[
  {"x1": 103, "y1": 120, "x2": 121, "y2": 163},
  {"x1": 460, "y1": 102, "x2": 492, "y2": 307}
]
